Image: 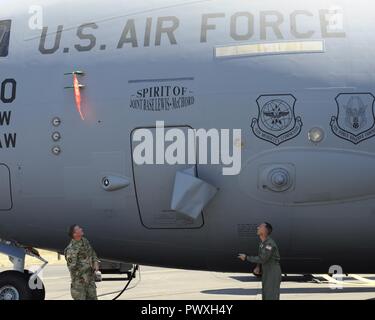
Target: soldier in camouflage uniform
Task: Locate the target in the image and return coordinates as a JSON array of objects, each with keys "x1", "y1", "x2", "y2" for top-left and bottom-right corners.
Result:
[
  {"x1": 64, "y1": 225, "x2": 100, "y2": 300},
  {"x1": 238, "y1": 222, "x2": 282, "y2": 300}
]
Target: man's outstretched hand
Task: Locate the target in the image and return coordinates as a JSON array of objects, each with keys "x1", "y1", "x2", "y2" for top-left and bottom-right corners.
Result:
[{"x1": 238, "y1": 254, "x2": 247, "y2": 261}]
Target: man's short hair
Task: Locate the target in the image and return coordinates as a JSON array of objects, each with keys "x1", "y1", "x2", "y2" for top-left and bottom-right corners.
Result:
[
  {"x1": 68, "y1": 224, "x2": 78, "y2": 239},
  {"x1": 264, "y1": 222, "x2": 273, "y2": 235}
]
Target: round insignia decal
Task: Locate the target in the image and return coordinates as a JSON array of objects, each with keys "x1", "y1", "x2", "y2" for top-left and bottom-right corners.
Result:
[
  {"x1": 260, "y1": 99, "x2": 292, "y2": 132},
  {"x1": 330, "y1": 93, "x2": 375, "y2": 145},
  {"x1": 251, "y1": 94, "x2": 303, "y2": 146}
]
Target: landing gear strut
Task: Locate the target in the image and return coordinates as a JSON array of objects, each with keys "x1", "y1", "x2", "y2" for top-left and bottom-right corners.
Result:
[{"x1": 0, "y1": 239, "x2": 47, "y2": 300}]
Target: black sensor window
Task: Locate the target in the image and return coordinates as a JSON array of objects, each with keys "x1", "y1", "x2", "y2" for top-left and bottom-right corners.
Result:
[{"x1": 0, "y1": 20, "x2": 11, "y2": 57}]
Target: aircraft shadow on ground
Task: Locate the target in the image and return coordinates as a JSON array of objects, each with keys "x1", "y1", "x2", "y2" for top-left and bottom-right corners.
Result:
[
  {"x1": 230, "y1": 275, "x2": 314, "y2": 282},
  {"x1": 201, "y1": 287, "x2": 375, "y2": 295},
  {"x1": 202, "y1": 275, "x2": 375, "y2": 296}
]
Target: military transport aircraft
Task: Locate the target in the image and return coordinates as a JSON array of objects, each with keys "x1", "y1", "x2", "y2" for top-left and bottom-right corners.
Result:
[{"x1": 1, "y1": 0, "x2": 375, "y2": 299}]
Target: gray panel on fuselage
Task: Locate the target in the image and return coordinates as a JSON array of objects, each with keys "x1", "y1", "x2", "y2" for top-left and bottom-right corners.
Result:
[
  {"x1": 131, "y1": 126, "x2": 204, "y2": 229},
  {"x1": 0, "y1": 164, "x2": 12, "y2": 210}
]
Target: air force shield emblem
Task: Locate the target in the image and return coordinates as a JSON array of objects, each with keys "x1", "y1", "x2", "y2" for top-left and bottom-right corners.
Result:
[
  {"x1": 330, "y1": 93, "x2": 375, "y2": 144},
  {"x1": 251, "y1": 94, "x2": 303, "y2": 145}
]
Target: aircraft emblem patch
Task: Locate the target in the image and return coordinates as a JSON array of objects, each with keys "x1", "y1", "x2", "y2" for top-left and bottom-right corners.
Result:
[
  {"x1": 251, "y1": 94, "x2": 303, "y2": 146},
  {"x1": 330, "y1": 93, "x2": 375, "y2": 144}
]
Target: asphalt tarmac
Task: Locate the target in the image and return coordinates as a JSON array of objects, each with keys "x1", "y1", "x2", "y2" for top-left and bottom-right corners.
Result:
[{"x1": 7, "y1": 265, "x2": 374, "y2": 300}]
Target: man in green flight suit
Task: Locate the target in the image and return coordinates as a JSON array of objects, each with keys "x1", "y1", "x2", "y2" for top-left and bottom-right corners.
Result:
[
  {"x1": 238, "y1": 222, "x2": 282, "y2": 300},
  {"x1": 64, "y1": 224, "x2": 100, "y2": 300}
]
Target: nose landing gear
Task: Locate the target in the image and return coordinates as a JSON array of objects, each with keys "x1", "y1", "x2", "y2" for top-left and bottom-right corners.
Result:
[{"x1": 0, "y1": 239, "x2": 47, "y2": 300}]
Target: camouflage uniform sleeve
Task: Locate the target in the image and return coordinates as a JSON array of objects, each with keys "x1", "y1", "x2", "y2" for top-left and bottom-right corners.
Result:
[
  {"x1": 246, "y1": 244, "x2": 273, "y2": 264},
  {"x1": 91, "y1": 246, "x2": 99, "y2": 264},
  {"x1": 84, "y1": 238, "x2": 99, "y2": 264},
  {"x1": 64, "y1": 246, "x2": 79, "y2": 273}
]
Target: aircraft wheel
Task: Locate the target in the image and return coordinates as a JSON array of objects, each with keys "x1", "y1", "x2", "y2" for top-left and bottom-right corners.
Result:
[
  {"x1": 0, "y1": 271, "x2": 34, "y2": 300},
  {"x1": 24, "y1": 270, "x2": 45, "y2": 300}
]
